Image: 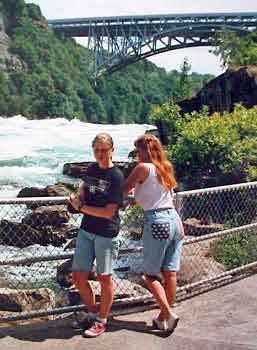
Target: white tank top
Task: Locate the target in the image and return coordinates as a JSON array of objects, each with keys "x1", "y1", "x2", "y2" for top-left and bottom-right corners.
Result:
[{"x1": 134, "y1": 163, "x2": 174, "y2": 211}]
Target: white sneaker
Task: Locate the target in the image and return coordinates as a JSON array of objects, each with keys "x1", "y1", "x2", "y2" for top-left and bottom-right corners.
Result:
[
  {"x1": 152, "y1": 312, "x2": 179, "y2": 333},
  {"x1": 152, "y1": 317, "x2": 168, "y2": 331},
  {"x1": 167, "y1": 312, "x2": 179, "y2": 332}
]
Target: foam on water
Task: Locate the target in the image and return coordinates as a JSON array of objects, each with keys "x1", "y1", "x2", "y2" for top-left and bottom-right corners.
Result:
[
  {"x1": 0, "y1": 117, "x2": 151, "y2": 279},
  {"x1": 0, "y1": 116, "x2": 154, "y2": 197}
]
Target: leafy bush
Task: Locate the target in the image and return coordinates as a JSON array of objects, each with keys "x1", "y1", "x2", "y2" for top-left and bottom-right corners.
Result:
[
  {"x1": 213, "y1": 232, "x2": 257, "y2": 270},
  {"x1": 168, "y1": 105, "x2": 257, "y2": 189}
]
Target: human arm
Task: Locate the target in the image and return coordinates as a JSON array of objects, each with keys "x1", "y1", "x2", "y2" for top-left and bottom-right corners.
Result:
[
  {"x1": 68, "y1": 195, "x2": 118, "y2": 219},
  {"x1": 123, "y1": 163, "x2": 149, "y2": 198},
  {"x1": 69, "y1": 167, "x2": 124, "y2": 219}
]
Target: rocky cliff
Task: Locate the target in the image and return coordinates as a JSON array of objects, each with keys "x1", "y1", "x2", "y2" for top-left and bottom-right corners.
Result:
[
  {"x1": 0, "y1": 9, "x2": 11, "y2": 69},
  {"x1": 0, "y1": 5, "x2": 23, "y2": 70},
  {"x1": 179, "y1": 66, "x2": 257, "y2": 114}
]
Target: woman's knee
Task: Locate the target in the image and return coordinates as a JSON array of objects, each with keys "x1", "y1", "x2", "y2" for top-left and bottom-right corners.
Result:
[
  {"x1": 97, "y1": 274, "x2": 113, "y2": 287},
  {"x1": 144, "y1": 273, "x2": 162, "y2": 284},
  {"x1": 72, "y1": 271, "x2": 90, "y2": 286},
  {"x1": 162, "y1": 270, "x2": 177, "y2": 280}
]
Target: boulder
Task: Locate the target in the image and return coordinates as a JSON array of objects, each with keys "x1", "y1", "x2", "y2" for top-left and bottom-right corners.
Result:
[
  {"x1": 17, "y1": 183, "x2": 77, "y2": 210},
  {"x1": 0, "y1": 219, "x2": 78, "y2": 248},
  {"x1": 22, "y1": 205, "x2": 71, "y2": 227},
  {"x1": 183, "y1": 218, "x2": 224, "y2": 236},
  {"x1": 0, "y1": 288, "x2": 55, "y2": 312},
  {"x1": 44, "y1": 183, "x2": 76, "y2": 197},
  {"x1": 177, "y1": 255, "x2": 225, "y2": 285},
  {"x1": 56, "y1": 259, "x2": 151, "y2": 300},
  {"x1": 177, "y1": 241, "x2": 225, "y2": 285},
  {"x1": 17, "y1": 187, "x2": 49, "y2": 198},
  {"x1": 67, "y1": 278, "x2": 151, "y2": 305},
  {"x1": 0, "y1": 219, "x2": 46, "y2": 248},
  {"x1": 56, "y1": 260, "x2": 97, "y2": 289},
  {"x1": 17, "y1": 182, "x2": 77, "y2": 199}
]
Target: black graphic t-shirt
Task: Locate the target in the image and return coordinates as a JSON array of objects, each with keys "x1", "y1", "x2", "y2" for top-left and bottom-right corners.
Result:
[{"x1": 80, "y1": 163, "x2": 124, "y2": 238}]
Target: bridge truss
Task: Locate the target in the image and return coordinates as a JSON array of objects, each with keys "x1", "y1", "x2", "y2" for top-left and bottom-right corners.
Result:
[{"x1": 48, "y1": 12, "x2": 257, "y2": 77}]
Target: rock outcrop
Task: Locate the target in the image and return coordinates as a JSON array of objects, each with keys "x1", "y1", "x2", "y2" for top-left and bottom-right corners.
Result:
[
  {"x1": 0, "y1": 219, "x2": 78, "y2": 247},
  {"x1": 17, "y1": 182, "x2": 77, "y2": 198},
  {"x1": 0, "y1": 288, "x2": 55, "y2": 312},
  {"x1": 183, "y1": 218, "x2": 224, "y2": 236},
  {"x1": 0, "y1": 8, "x2": 24, "y2": 71},
  {"x1": 22, "y1": 205, "x2": 71, "y2": 227},
  {"x1": 179, "y1": 66, "x2": 257, "y2": 114}
]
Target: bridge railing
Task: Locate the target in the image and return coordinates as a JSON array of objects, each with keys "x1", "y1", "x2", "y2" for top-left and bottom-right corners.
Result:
[{"x1": 0, "y1": 181, "x2": 257, "y2": 322}]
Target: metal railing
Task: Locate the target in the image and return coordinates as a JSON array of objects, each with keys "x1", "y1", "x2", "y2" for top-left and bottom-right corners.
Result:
[{"x1": 0, "y1": 181, "x2": 257, "y2": 322}]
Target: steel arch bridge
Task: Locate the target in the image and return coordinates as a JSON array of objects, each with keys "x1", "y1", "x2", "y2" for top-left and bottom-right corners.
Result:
[{"x1": 48, "y1": 12, "x2": 257, "y2": 77}]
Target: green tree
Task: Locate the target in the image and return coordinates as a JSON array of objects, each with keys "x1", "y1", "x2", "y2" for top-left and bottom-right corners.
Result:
[
  {"x1": 0, "y1": 0, "x2": 214, "y2": 122},
  {"x1": 212, "y1": 30, "x2": 257, "y2": 68},
  {"x1": 177, "y1": 57, "x2": 192, "y2": 100}
]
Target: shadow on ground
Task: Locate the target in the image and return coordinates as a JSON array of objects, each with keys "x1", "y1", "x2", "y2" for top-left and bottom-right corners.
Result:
[{"x1": 0, "y1": 316, "x2": 174, "y2": 343}]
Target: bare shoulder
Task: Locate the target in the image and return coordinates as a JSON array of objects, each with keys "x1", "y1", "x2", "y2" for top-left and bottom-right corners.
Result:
[
  {"x1": 133, "y1": 162, "x2": 149, "y2": 181},
  {"x1": 135, "y1": 162, "x2": 149, "y2": 173}
]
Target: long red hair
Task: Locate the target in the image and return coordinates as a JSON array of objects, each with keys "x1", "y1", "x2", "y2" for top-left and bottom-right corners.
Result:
[{"x1": 135, "y1": 134, "x2": 177, "y2": 189}]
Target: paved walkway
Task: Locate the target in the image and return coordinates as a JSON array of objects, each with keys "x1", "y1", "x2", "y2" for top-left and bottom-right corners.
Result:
[{"x1": 0, "y1": 275, "x2": 257, "y2": 350}]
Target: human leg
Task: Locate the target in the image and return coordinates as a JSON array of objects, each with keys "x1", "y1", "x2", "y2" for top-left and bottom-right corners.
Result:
[
  {"x1": 72, "y1": 229, "x2": 97, "y2": 314},
  {"x1": 144, "y1": 274, "x2": 171, "y2": 321},
  {"x1": 94, "y1": 235, "x2": 119, "y2": 319},
  {"x1": 143, "y1": 209, "x2": 184, "y2": 331},
  {"x1": 83, "y1": 235, "x2": 119, "y2": 337}
]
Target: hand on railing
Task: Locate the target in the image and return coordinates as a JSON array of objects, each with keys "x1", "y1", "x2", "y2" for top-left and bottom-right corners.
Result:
[{"x1": 123, "y1": 190, "x2": 136, "y2": 208}]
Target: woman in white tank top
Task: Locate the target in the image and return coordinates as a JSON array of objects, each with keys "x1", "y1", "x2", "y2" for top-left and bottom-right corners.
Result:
[{"x1": 124, "y1": 134, "x2": 184, "y2": 333}]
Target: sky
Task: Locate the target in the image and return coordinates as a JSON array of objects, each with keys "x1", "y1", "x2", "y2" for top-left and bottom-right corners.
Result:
[{"x1": 25, "y1": 0, "x2": 257, "y2": 75}]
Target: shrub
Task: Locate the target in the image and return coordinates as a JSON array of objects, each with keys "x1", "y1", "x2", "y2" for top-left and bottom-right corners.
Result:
[
  {"x1": 213, "y1": 232, "x2": 257, "y2": 270},
  {"x1": 123, "y1": 205, "x2": 144, "y2": 240},
  {"x1": 168, "y1": 105, "x2": 257, "y2": 189}
]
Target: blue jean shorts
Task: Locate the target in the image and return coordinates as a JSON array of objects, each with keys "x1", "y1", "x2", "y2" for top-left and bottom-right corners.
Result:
[
  {"x1": 72, "y1": 229, "x2": 120, "y2": 275},
  {"x1": 143, "y1": 208, "x2": 184, "y2": 275}
]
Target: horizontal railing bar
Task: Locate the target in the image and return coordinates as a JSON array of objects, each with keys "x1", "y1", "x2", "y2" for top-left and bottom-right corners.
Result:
[
  {"x1": 0, "y1": 247, "x2": 143, "y2": 266},
  {"x1": 1, "y1": 262, "x2": 256, "y2": 322},
  {"x1": 1, "y1": 223, "x2": 256, "y2": 266},
  {"x1": 1, "y1": 181, "x2": 257, "y2": 204},
  {"x1": 177, "y1": 181, "x2": 257, "y2": 197},
  {"x1": 0, "y1": 197, "x2": 67, "y2": 205},
  {"x1": 183, "y1": 222, "x2": 257, "y2": 245},
  {"x1": 177, "y1": 261, "x2": 257, "y2": 292}
]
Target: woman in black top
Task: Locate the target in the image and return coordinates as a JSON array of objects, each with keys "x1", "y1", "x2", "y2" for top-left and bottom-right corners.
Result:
[{"x1": 69, "y1": 133, "x2": 124, "y2": 338}]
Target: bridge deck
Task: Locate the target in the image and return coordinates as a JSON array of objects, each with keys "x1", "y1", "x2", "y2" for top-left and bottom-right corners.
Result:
[
  {"x1": 48, "y1": 12, "x2": 257, "y2": 37},
  {"x1": 48, "y1": 11, "x2": 257, "y2": 25}
]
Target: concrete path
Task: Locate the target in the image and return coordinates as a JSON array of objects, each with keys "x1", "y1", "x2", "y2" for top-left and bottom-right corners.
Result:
[{"x1": 0, "y1": 275, "x2": 256, "y2": 350}]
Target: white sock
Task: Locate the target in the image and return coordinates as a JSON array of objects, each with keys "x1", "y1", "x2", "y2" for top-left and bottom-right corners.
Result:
[{"x1": 96, "y1": 317, "x2": 107, "y2": 324}]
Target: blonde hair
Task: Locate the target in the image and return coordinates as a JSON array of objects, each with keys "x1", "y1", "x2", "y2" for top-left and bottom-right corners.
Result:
[
  {"x1": 135, "y1": 134, "x2": 177, "y2": 189},
  {"x1": 92, "y1": 133, "x2": 114, "y2": 148}
]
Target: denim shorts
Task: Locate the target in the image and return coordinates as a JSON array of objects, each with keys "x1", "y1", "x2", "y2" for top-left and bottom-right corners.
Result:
[
  {"x1": 72, "y1": 229, "x2": 120, "y2": 275},
  {"x1": 143, "y1": 208, "x2": 184, "y2": 275}
]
